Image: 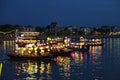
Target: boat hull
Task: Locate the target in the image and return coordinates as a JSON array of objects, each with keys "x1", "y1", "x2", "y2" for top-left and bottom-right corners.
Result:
[
  {"x1": 7, "y1": 54, "x2": 52, "y2": 61},
  {"x1": 88, "y1": 43, "x2": 103, "y2": 46},
  {"x1": 50, "y1": 50, "x2": 73, "y2": 57}
]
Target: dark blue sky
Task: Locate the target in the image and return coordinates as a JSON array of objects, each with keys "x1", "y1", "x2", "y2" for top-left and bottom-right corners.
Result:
[{"x1": 0, "y1": 0, "x2": 120, "y2": 27}]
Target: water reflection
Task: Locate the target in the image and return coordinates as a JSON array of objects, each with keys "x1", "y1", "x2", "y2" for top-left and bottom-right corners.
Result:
[
  {"x1": 3, "y1": 41, "x2": 15, "y2": 54},
  {"x1": 70, "y1": 45, "x2": 103, "y2": 80},
  {"x1": 2, "y1": 38, "x2": 120, "y2": 80},
  {"x1": 90, "y1": 46, "x2": 102, "y2": 61},
  {"x1": 55, "y1": 56, "x2": 70, "y2": 80},
  {"x1": 70, "y1": 45, "x2": 102, "y2": 65},
  {"x1": 11, "y1": 60, "x2": 52, "y2": 80},
  {"x1": 71, "y1": 51, "x2": 89, "y2": 65},
  {"x1": 103, "y1": 38, "x2": 120, "y2": 80}
]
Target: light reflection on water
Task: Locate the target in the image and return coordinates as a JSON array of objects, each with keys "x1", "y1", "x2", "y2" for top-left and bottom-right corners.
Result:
[
  {"x1": 70, "y1": 46, "x2": 103, "y2": 80},
  {"x1": 11, "y1": 60, "x2": 52, "y2": 80},
  {"x1": 55, "y1": 56, "x2": 70, "y2": 80},
  {"x1": 0, "y1": 38, "x2": 120, "y2": 80}
]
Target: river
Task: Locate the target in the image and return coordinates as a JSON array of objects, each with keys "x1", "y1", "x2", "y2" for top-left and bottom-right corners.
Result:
[{"x1": 0, "y1": 38, "x2": 120, "y2": 80}]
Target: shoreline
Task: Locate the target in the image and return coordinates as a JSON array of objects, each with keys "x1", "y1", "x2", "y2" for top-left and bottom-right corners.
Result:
[
  {"x1": 83, "y1": 35, "x2": 120, "y2": 38},
  {"x1": 0, "y1": 35, "x2": 120, "y2": 41}
]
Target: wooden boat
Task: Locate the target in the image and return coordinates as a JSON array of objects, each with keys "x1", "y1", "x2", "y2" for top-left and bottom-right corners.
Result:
[
  {"x1": 87, "y1": 41, "x2": 103, "y2": 46},
  {"x1": 69, "y1": 47, "x2": 89, "y2": 52},
  {"x1": 87, "y1": 38, "x2": 103, "y2": 46},
  {"x1": 7, "y1": 54, "x2": 53, "y2": 60},
  {"x1": 69, "y1": 44, "x2": 90, "y2": 52},
  {"x1": 50, "y1": 49, "x2": 73, "y2": 56},
  {"x1": 87, "y1": 43, "x2": 103, "y2": 46}
]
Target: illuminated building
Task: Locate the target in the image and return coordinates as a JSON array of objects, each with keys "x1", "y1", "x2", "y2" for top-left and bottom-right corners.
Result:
[{"x1": 20, "y1": 26, "x2": 39, "y2": 40}]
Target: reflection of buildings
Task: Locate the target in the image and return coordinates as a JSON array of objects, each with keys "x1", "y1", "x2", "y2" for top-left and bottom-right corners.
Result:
[
  {"x1": 55, "y1": 56, "x2": 70, "y2": 79},
  {"x1": 70, "y1": 46, "x2": 102, "y2": 64},
  {"x1": 3, "y1": 41, "x2": 15, "y2": 54},
  {"x1": 89, "y1": 46, "x2": 102, "y2": 61},
  {"x1": 12, "y1": 61, "x2": 52, "y2": 80},
  {"x1": 71, "y1": 51, "x2": 89, "y2": 64}
]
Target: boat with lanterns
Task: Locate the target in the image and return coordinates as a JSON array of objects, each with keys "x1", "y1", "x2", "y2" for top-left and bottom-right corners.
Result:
[
  {"x1": 7, "y1": 42, "x2": 52, "y2": 60},
  {"x1": 69, "y1": 36, "x2": 90, "y2": 52},
  {"x1": 69, "y1": 44, "x2": 89, "y2": 52},
  {"x1": 79, "y1": 36, "x2": 103, "y2": 46},
  {"x1": 46, "y1": 37, "x2": 73, "y2": 56},
  {"x1": 8, "y1": 36, "x2": 75, "y2": 60},
  {"x1": 86, "y1": 38, "x2": 103, "y2": 46},
  {"x1": 50, "y1": 48, "x2": 73, "y2": 56}
]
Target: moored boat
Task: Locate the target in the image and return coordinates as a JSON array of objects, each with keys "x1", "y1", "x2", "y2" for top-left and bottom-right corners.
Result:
[
  {"x1": 7, "y1": 54, "x2": 52, "y2": 60},
  {"x1": 87, "y1": 43, "x2": 103, "y2": 46},
  {"x1": 50, "y1": 49, "x2": 73, "y2": 56},
  {"x1": 7, "y1": 43, "x2": 52, "y2": 60},
  {"x1": 69, "y1": 47, "x2": 89, "y2": 52},
  {"x1": 87, "y1": 38, "x2": 103, "y2": 46}
]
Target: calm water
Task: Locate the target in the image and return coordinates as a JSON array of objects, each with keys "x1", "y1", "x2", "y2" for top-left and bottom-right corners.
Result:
[{"x1": 0, "y1": 38, "x2": 120, "y2": 80}]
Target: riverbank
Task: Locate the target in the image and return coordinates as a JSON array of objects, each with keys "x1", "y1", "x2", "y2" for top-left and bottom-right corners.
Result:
[
  {"x1": 83, "y1": 35, "x2": 120, "y2": 38},
  {"x1": 0, "y1": 35, "x2": 120, "y2": 41}
]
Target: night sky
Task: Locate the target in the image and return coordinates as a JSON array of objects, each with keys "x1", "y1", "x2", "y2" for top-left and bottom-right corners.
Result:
[{"x1": 0, "y1": 0, "x2": 120, "y2": 27}]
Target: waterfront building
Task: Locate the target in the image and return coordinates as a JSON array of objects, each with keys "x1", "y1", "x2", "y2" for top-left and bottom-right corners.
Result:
[
  {"x1": 49, "y1": 22, "x2": 59, "y2": 36},
  {"x1": 67, "y1": 26, "x2": 79, "y2": 36},
  {"x1": 79, "y1": 27, "x2": 92, "y2": 35},
  {"x1": 20, "y1": 26, "x2": 39, "y2": 39}
]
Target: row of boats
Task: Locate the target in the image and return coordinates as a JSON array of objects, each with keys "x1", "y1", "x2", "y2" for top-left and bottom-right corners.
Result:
[{"x1": 7, "y1": 37, "x2": 103, "y2": 60}]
